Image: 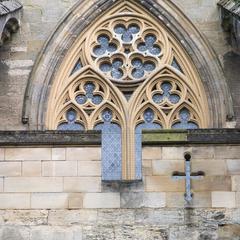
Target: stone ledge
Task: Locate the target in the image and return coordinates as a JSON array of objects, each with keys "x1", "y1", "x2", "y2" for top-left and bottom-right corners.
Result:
[
  {"x1": 0, "y1": 131, "x2": 101, "y2": 146},
  {"x1": 0, "y1": 129, "x2": 239, "y2": 146},
  {"x1": 143, "y1": 129, "x2": 240, "y2": 145}
]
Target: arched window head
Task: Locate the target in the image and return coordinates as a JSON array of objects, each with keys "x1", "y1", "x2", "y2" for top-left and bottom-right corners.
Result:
[{"x1": 46, "y1": 1, "x2": 209, "y2": 181}]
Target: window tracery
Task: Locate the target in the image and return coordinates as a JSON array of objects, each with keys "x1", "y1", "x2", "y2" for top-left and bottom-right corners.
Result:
[{"x1": 46, "y1": 1, "x2": 210, "y2": 181}]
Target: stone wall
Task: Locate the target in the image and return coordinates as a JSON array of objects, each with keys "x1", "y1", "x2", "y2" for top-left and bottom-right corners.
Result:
[
  {"x1": 0, "y1": 0, "x2": 239, "y2": 130},
  {"x1": 1, "y1": 145, "x2": 239, "y2": 209},
  {"x1": 0, "y1": 144, "x2": 239, "y2": 239}
]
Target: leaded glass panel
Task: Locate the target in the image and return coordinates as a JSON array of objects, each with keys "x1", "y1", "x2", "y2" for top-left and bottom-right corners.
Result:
[{"x1": 95, "y1": 109, "x2": 122, "y2": 181}]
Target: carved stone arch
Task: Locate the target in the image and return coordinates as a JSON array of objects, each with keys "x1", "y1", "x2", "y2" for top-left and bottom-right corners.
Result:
[
  {"x1": 23, "y1": 0, "x2": 233, "y2": 129},
  {"x1": 129, "y1": 65, "x2": 208, "y2": 128},
  {"x1": 47, "y1": 65, "x2": 128, "y2": 128}
]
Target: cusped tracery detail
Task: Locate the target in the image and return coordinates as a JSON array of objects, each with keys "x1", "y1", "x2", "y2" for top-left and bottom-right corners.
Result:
[
  {"x1": 47, "y1": 1, "x2": 210, "y2": 181},
  {"x1": 88, "y1": 17, "x2": 167, "y2": 84},
  {"x1": 57, "y1": 108, "x2": 85, "y2": 130},
  {"x1": 171, "y1": 108, "x2": 199, "y2": 129}
]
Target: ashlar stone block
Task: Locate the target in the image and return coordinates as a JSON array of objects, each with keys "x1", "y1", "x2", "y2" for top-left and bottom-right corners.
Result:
[
  {"x1": 236, "y1": 192, "x2": 240, "y2": 208},
  {"x1": 4, "y1": 177, "x2": 63, "y2": 193},
  {"x1": 191, "y1": 160, "x2": 226, "y2": 176},
  {"x1": 192, "y1": 146, "x2": 214, "y2": 159},
  {"x1": 42, "y1": 161, "x2": 77, "y2": 177},
  {"x1": 227, "y1": 160, "x2": 240, "y2": 175},
  {"x1": 68, "y1": 193, "x2": 83, "y2": 209},
  {"x1": 215, "y1": 146, "x2": 240, "y2": 159},
  {"x1": 22, "y1": 162, "x2": 41, "y2": 177},
  {"x1": 212, "y1": 191, "x2": 236, "y2": 208},
  {"x1": 0, "y1": 194, "x2": 30, "y2": 209},
  {"x1": 5, "y1": 148, "x2": 51, "y2": 161},
  {"x1": 66, "y1": 148, "x2": 101, "y2": 161},
  {"x1": 83, "y1": 193, "x2": 120, "y2": 208},
  {"x1": 232, "y1": 175, "x2": 240, "y2": 191},
  {"x1": 162, "y1": 147, "x2": 185, "y2": 160},
  {"x1": 142, "y1": 147, "x2": 162, "y2": 160},
  {"x1": 0, "y1": 178, "x2": 3, "y2": 192},
  {"x1": 0, "y1": 162, "x2": 21, "y2": 177},
  {"x1": 152, "y1": 160, "x2": 184, "y2": 176},
  {"x1": 78, "y1": 161, "x2": 101, "y2": 177},
  {"x1": 64, "y1": 177, "x2": 101, "y2": 193},
  {"x1": 52, "y1": 148, "x2": 66, "y2": 161},
  {"x1": 192, "y1": 176, "x2": 231, "y2": 192},
  {"x1": 0, "y1": 149, "x2": 4, "y2": 160},
  {"x1": 31, "y1": 193, "x2": 69, "y2": 209},
  {"x1": 166, "y1": 192, "x2": 211, "y2": 208},
  {"x1": 145, "y1": 176, "x2": 185, "y2": 192}
]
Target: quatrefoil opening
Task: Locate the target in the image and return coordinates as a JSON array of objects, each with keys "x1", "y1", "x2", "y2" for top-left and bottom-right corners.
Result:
[
  {"x1": 114, "y1": 24, "x2": 140, "y2": 43},
  {"x1": 152, "y1": 82, "x2": 180, "y2": 105},
  {"x1": 75, "y1": 82, "x2": 103, "y2": 105},
  {"x1": 93, "y1": 34, "x2": 117, "y2": 57},
  {"x1": 131, "y1": 58, "x2": 156, "y2": 79},
  {"x1": 99, "y1": 58, "x2": 124, "y2": 80},
  {"x1": 137, "y1": 34, "x2": 161, "y2": 56}
]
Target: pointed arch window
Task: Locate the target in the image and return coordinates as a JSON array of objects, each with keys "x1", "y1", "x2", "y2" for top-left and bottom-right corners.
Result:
[{"x1": 46, "y1": 1, "x2": 209, "y2": 181}]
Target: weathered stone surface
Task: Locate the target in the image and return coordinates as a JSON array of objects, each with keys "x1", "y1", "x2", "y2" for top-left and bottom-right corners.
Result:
[
  {"x1": 114, "y1": 225, "x2": 167, "y2": 240},
  {"x1": 135, "y1": 209, "x2": 185, "y2": 225},
  {"x1": 68, "y1": 193, "x2": 83, "y2": 209},
  {"x1": 30, "y1": 226, "x2": 82, "y2": 240},
  {"x1": 121, "y1": 192, "x2": 166, "y2": 208},
  {"x1": 3, "y1": 210, "x2": 48, "y2": 225},
  {"x1": 97, "y1": 209, "x2": 135, "y2": 226},
  {"x1": 82, "y1": 225, "x2": 114, "y2": 240},
  {"x1": 166, "y1": 192, "x2": 212, "y2": 208},
  {"x1": 0, "y1": 209, "x2": 239, "y2": 239},
  {"x1": 48, "y1": 210, "x2": 97, "y2": 226},
  {"x1": 215, "y1": 146, "x2": 240, "y2": 159},
  {"x1": 0, "y1": 227, "x2": 30, "y2": 240},
  {"x1": 191, "y1": 146, "x2": 215, "y2": 159},
  {"x1": 217, "y1": 225, "x2": 240, "y2": 240}
]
